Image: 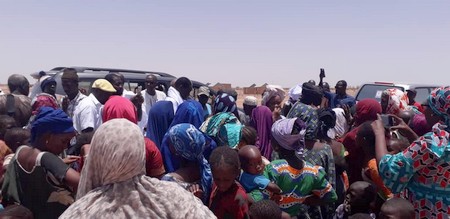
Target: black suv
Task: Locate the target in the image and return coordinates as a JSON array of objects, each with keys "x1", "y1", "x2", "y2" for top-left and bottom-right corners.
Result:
[{"x1": 44, "y1": 66, "x2": 208, "y2": 98}]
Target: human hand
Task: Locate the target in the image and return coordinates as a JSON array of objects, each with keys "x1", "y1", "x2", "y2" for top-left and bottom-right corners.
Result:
[
  {"x1": 62, "y1": 96, "x2": 69, "y2": 112},
  {"x1": 271, "y1": 193, "x2": 282, "y2": 204},
  {"x1": 389, "y1": 114, "x2": 418, "y2": 142},
  {"x1": 342, "y1": 104, "x2": 353, "y2": 124},
  {"x1": 370, "y1": 114, "x2": 385, "y2": 136},
  {"x1": 188, "y1": 184, "x2": 204, "y2": 199},
  {"x1": 130, "y1": 95, "x2": 144, "y2": 107},
  {"x1": 273, "y1": 105, "x2": 282, "y2": 121},
  {"x1": 62, "y1": 155, "x2": 80, "y2": 164}
]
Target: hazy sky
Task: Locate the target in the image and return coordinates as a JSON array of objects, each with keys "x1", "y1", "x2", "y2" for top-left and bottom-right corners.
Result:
[{"x1": 1, "y1": 1, "x2": 449, "y2": 88}]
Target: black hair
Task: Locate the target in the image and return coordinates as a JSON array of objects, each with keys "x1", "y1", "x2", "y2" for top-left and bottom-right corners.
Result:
[
  {"x1": 4, "y1": 127, "x2": 30, "y2": 152},
  {"x1": 300, "y1": 82, "x2": 323, "y2": 106},
  {"x1": 209, "y1": 146, "x2": 240, "y2": 172},
  {"x1": 104, "y1": 73, "x2": 123, "y2": 83},
  {"x1": 357, "y1": 121, "x2": 376, "y2": 156},
  {"x1": 175, "y1": 77, "x2": 192, "y2": 89},
  {"x1": 317, "y1": 108, "x2": 336, "y2": 141},
  {"x1": 0, "y1": 115, "x2": 16, "y2": 140},
  {"x1": 349, "y1": 213, "x2": 372, "y2": 219},
  {"x1": 337, "y1": 80, "x2": 348, "y2": 87},
  {"x1": 381, "y1": 197, "x2": 414, "y2": 218},
  {"x1": 249, "y1": 200, "x2": 282, "y2": 219},
  {"x1": 67, "y1": 131, "x2": 95, "y2": 155},
  {"x1": 240, "y1": 126, "x2": 257, "y2": 146},
  {"x1": 7, "y1": 74, "x2": 29, "y2": 94}
]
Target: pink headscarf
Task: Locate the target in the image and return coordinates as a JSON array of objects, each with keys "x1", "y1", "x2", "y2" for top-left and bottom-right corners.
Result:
[{"x1": 102, "y1": 96, "x2": 137, "y2": 124}]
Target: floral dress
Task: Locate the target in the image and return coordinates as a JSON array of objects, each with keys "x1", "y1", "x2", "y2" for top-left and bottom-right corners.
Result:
[{"x1": 379, "y1": 123, "x2": 450, "y2": 219}]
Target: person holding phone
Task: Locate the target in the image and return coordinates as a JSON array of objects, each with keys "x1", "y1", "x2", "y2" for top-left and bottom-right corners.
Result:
[{"x1": 373, "y1": 87, "x2": 450, "y2": 218}]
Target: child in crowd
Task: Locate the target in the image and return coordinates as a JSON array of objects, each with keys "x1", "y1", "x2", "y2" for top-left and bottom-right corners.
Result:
[
  {"x1": 249, "y1": 200, "x2": 290, "y2": 219},
  {"x1": 209, "y1": 146, "x2": 250, "y2": 219},
  {"x1": 238, "y1": 126, "x2": 258, "y2": 149},
  {"x1": 379, "y1": 198, "x2": 414, "y2": 219},
  {"x1": 238, "y1": 145, "x2": 281, "y2": 198},
  {"x1": 357, "y1": 122, "x2": 393, "y2": 203},
  {"x1": 2, "y1": 127, "x2": 30, "y2": 170},
  {"x1": 335, "y1": 181, "x2": 377, "y2": 219}
]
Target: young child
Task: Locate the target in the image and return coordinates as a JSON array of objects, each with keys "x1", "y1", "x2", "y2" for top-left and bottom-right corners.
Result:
[
  {"x1": 238, "y1": 126, "x2": 258, "y2": 149},
  {"x1": 2, "y1": 127, "x2": 30, "y2": 176},
  {"x1": 209, "y1": 146, "x2": 250, "y2": 219},
  {"x1": 238, "y1": 145, "x2": 281, "y2": 197},
  {"x1": 378, "y1": 198, "x2": 414, "y2": 219},
  {"x1": 335, "y1": 181, "x2": 377, "y2": 219},
  {"x1": 249, "y1": 200, "x2": 290, "y2": 219}
]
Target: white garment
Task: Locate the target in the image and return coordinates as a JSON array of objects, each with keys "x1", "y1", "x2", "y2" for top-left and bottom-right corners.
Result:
[
  {"x1": 138, "y1": 89, "x2": 166, "y2": 131},
  {"x1": 328, "y1": 108, "x2": 349, "y2": 139},
  {"x1": 66, "y1": 92, "x2": 87, "y2": 118},
  {"x1": 122, "y1": 89, "x2": 136, "y2": 100},
  {"x1": 165, "y1": 87, "x2": 184, "y2": 114},
  {"x1": 73, "y1": 93, "x2": 103, "y2": 133}
]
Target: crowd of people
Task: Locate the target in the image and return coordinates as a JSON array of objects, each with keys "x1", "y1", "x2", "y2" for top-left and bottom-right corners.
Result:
[{"x1": 0, "y1": 69, "x2": 448, "y2": 219}]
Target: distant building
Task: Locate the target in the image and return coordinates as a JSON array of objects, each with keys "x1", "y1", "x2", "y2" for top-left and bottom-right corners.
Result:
[
  {"x1": 244, "y1": 83, "x2": 267, "y2": 95},
  {"x1": 211, "y1": 83, "x2": 232, "y2": 92}
]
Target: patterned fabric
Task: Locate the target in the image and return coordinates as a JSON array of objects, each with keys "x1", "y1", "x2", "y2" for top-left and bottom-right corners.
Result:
[
  {"x1": 168, "y1": 123, "x2": 213, "y2": 203},
  {"x1": 383, "y1": 88, "x2": 411, "y2": 116},
  {"x1": 263, "y1": 160, "x2": 337, "y2": 217},
  {"x1": 379, "y1": 123, "x2": 450, "y2": 219},
  {"x1": 428, "y1": 86, "x2": 450, "y2": 128},
  {"x1": 31, "y1": 93, "x2": 59, "y2": 115},
  {"x1": 209, "y1": 182, "x2": 249, "y2": 219},
  {"x1": 287, "y1": 102, "x2": 319, "y2": 141},
  {"x1": 60, "y1": 119, "x2": 216, "y2": 219},
  {"x1": 362, "y1": 158, "x2": 393, "y2": 200},
  {"x1": 250, "y1": 106, "x2": 274, "y2": 160},
  {"x1": 201, "y1": 112, "x2": 243, "y2": 149},
  {"x1": 214, "y1": 93, "x2": 239, "y2": 119}
]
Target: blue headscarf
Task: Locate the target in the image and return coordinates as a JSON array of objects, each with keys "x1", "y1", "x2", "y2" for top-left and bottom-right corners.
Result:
[
  {"x1": 168, "y1": 123, "x2": 212, "y2": 203},
  {"x1": 31, "y1": 107, "x2": 75, "y2": 147},
  {"x1": 214, "y1": 93, "x2": 239, "y2": 118},
  {"x1": 170, "y1": 100, "x2": 204, "y2": 129},
  {"x1": 146, "y1": 101, "x2": 174, "y2": 149}
]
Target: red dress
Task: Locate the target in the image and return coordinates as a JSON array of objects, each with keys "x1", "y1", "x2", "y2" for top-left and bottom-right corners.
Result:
[{"x1": 209, "y1": 182, "x2": 249, "y2": 219}]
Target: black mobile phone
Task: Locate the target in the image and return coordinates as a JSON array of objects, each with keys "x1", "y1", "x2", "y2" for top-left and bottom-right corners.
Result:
[
  {"x1": 380, "y1": 114, "x2": 393, "y2": 128},
  {"x1": 320, "y1": 68, "x2": 325, "y2": 78}
]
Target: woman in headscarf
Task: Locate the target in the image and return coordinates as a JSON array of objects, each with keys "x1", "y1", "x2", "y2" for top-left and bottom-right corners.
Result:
[
  {"x1": 60, "y1": 119, "x2": 215, "y2": 219},
  {"x1": 102, "y1": 96, "x2": 165, "y2": 178},
  {"x1": 251, "y1": 118, "x2": 337, "y2": 218},
  {"x1": 381, "y1": 88, "x2": 417, "y2": 116},
  {"x1": 250, "y1": 106, "x2": 274, "y2": 160},
  {"x1": 261, "y1": 85, "x2": 286, "y2": 121},
  {"x1": 201, "y1": 112, "x2": 243, "y2": 149},
  {"x1": 342, "y1": 98, "x2": 382, "y2": 184},
  {"x1": 373, "y1": 87, "x2": 450, "y2": 218},
  {"x1": 31, "y1": 76, "x2": 59, "y2": 115},
  {"x1": 213, "y1": 93, "x2": 239, "y2": 119},
  {"x1": 2, "y1": 107, "x2": 79, "y2": 219},
  {"x1": 146, "y1": 101, "x2": 174, "y2": 149},
  {"x1": 161, "y1": 123, "x2": 213, "y2": 204}
]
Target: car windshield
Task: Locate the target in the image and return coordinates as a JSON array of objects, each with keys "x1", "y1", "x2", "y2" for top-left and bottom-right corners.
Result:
[{"x1": 356, "y1": 84, "x2": 404, "y2": 102}]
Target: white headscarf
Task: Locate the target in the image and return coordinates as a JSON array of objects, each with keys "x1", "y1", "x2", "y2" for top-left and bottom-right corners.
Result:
[
  {"x1": 328, "y1": 108, "x2": 349, "y2": 139},
  {"x1": 261, "y1": 85, "x2": 285, "y2": 106},
  {"x1": 60, "y1": 119, "x2": 215, "y2": 219},
  {"x1": 166, "y1": 86, "x2": 184, "y2": 113}
]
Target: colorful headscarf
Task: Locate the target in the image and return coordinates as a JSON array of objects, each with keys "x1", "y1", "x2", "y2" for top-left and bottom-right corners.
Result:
[
  {"x1": 168, "y1": 123, "x2": 212, "y2": 202},
  {"x1": 271, "y1": 118, "x2": 306, "y2": 156},
  {"x1": 383, "y1": 88, "x2": 411, "y2": 116},
  {"x1": 286, "y1": 102, "x2": 319, "y2": 141},
  {"x1": 354, "y1": 98, "x2": 382, "y2": 126},
  {"x1": 31, "y1": 107, "x2": 75, "y2": 145},
  {"x1": 428, "y1": 86, "x2": 450, "y2": 128},
  {"x1": 31, "y1": 93, "x2": 58, "y2": 115},
  {"x1": 170, "y1": 100, "x2": 204, "y2": 129},
  {"x1": 39, "y1": 76, "x2": 56, "y2": 91},
  {"x1": 213, "y1": 93, "x2": 239, "y2": 118},
  {"x1": 261, "y1": 85, "x2": 285, "y2": 106},
  {"x1": 146, "y1": 101, "x2": 174, "y2": 149},
  {"x1": 250, "y1": 106, "x2": 274, "y2": 159},
  {"x1": 200, "y1": 112, "x2": 243, "y2": 149},
  {"x1": 102, "y1": 96, "x2": 137, "y2": 124}
]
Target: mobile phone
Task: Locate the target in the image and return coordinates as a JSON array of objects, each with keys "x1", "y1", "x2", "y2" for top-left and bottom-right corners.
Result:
[
  {"x1": 320, "y1": 68, "x2": 326, "y2": 78},
  {"x1": 380, "y1": 114, "x2": 393, "y2": 128}
]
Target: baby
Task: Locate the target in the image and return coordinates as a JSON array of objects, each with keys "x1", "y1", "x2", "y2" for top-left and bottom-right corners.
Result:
[
  {"x1": 379, "y1": 198, "x2": 414, "y2": 219},
  {"x1": 335, "y1": 181, "x2": 377, "y2": 219},
  {"x1": 238, "y1": 145, "x2": 281, "y2": 196}
]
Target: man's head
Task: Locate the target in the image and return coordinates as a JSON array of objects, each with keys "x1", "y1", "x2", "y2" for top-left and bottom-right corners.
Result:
[
  {"x1": 7, "y1": 74, "x2": 30, "y2": 96},
  {"x1": 308, "y1": 79, "x2": 316, "y2": 86},
  {"x1": 61, "y1": 68, "x2": 79, "y2": 98},
  {"x1": 300, "y1": 82, "x2": 323, "y2": 106},
  {"x1": 145, "y1": 74, "x2": 158, "y2": 95},
  {"x1": 40, "y1": 77, "x2": 57, "y2": 97},
  {"x1": 0, "y1": 115, "x2": 16, "y2": 140},
  {"x1": 91, "y1": 79, "x2": 117, "y2": 104},
  {"x1": 335, "y1": 80, "x2": 348, "y2": 96},
  {"x1": 243, "y1": 96, "x2": 257, "y2": 116},
  {"x1": 406, "y1": 89, "x2": 416, "y2": 105},
  {"x1": 322, "y1": 82, "x2": 331, "y2": 92},
  {"x1": 174, "y1": 77, "x2": 193, "y2": 100},
  {"x1": 345, "y1": 181, "x2": 376, "y2": 214},
  {"x1": 105, "y1": 73, "x2": 125, "y2": 95},
  {"x1": 197, "y1": 86, "x2": 211, "y2": 105},
  {"x1": 379, "y1": 198, "x2": 415, "y2": 219}
]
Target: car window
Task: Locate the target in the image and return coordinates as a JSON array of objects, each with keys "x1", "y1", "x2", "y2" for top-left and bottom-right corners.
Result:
[
  {"x1": 356, "y1": 84, "x2": 404, "y2": 102},
  {"x1": 79, "y1": 81, "x2": 93, "y2": 94},
  {"x1": 415, "y1": 87, "x2": 434, "y2": 104}
]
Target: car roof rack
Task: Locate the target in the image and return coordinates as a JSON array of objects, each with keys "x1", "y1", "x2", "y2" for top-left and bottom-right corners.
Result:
[{"x1": 49, "y1": 66, "x2": 176, "y2": 78}]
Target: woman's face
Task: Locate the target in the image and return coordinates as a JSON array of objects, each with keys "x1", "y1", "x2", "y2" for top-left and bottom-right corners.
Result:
[
  {"x1": 267, "y1": 95, "x2": 282, "y2": 112},
  {"x1": 46, "y1": 132, "x2": 76, "y2": 154}
]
